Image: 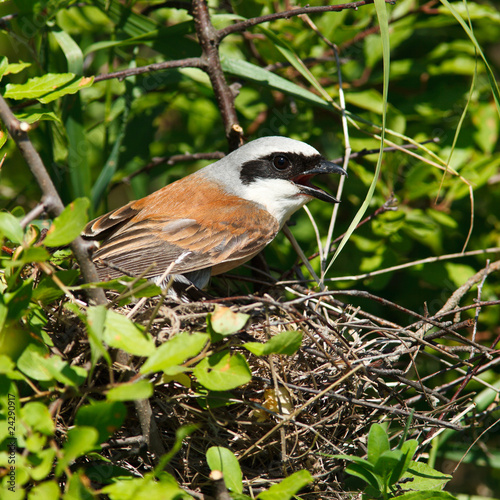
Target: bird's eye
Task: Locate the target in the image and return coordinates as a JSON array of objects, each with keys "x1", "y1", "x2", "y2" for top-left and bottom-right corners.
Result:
[{"x1": 273, "y1": 155, "x2": 291, "y2": 170}]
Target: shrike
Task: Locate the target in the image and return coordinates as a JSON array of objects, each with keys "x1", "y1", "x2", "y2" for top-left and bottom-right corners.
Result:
[{"x1": 83, "y1": 136, "x2": 347, "y2": 292}]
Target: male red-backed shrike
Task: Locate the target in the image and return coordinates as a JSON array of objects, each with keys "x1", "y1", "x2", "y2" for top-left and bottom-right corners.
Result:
[{"x1": 83, "y1": 136, "x2": 347, "y2": 293}]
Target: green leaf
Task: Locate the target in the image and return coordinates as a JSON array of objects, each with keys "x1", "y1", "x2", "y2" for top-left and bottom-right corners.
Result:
[
  {"x1": 206, "y1": 447, "x2": 243, "y2": 494},
  {"x1": 209, "y1": 305, "x2": 249, "y2": 335},
  {"x1": 14, "y1": 110, "x2": 61, "y2": 124},
  {"x1": 194, "y1": 350, "x2": 251, "y2": 391},
  {"x1": 374, "y1": 449, "x2": 404, "y2": 482},
  {"x1": 74, "y1": 304, "x2": 111, "y2": 369},
  {"x1": 368, "y1": 423, "x2": 390, "y2": 465},
  {"x1": 27, "y1": 481, "x2": 60, "y2": 500},
  {"x1": 4, "y1": 73, "x2": 75, "y2": 100},
  {"x1": 21, "y1": 401, "x2": 55, "y2": 436},
  {"x1": 38, "y1": 75, "x2": 94, "y2": 104},
  {"x1": 257, "y1": 470, "x2": 313, "y2": 500},
  {"x1": 103, "y1": 309, "x2": 155, "y2": 356},
  {"x1": 43, "y1": 198, "x2": 90, "y2": 247},
  {"x1": 244, "y1": 330, "x2": 303, "y2": 356},
  {"x1": 107, "y1": 379, "x2": 154, "y2": 401},
  {"x1": 221, "y1": 57, "x2": 330, "y2": 109},
  {"x1": 55, "y1": 426, "x2": 99, "y2": 477},
  {"x1": 0, "y1": 212, "x2": 24, "y2": 244},
  {"x1": 393, "y1": 439, "x2": 419, "y2": 484},
  {"x1": 4, "y1": 61, "x2": 31, "y2": 76},
  {"x1": 396, "y1": 492, "x2": 458, "y2": 500},
  {"x1": 17, "y1": 343, "x2": 87, "y2": 385},
  {"x1": 75, "y1": 401, "x2": 127, "y2": 444},
  {"x1": 344, "y1": 463, "x2": 383, "y2": 493},
  {"x1": 402, "y1": 461, "x2": 452, "y2": 491},
  {"x1": 140, "y1": 332, "x2": 209, "y2": 374}
]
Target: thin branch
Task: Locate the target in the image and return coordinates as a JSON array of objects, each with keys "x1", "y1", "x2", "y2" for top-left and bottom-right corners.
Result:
[
  {"x1": 109, "y1": 152, "x2": 225, "y2": 190},
  {"x1": 93, "y1": 58, "x2": 205, "y2": 83},
  {"x1": 192, "y1": 0, "x2": 243, "y2": 151},
  {"x1": 0, "y1": 94, "x2": 107, "y2": 305},
  {"x1": 216, "y1": 1, "x2": 386, "y2": 41}
]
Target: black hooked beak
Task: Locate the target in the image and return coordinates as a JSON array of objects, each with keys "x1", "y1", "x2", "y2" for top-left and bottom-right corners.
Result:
[{"x1": 294, "y1": 160, "x2": 347, "y2": 204}]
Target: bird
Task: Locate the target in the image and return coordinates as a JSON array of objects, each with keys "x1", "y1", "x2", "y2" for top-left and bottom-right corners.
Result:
[{"x1": 82, "y1": 136, "x2": 347, "y2": 295}]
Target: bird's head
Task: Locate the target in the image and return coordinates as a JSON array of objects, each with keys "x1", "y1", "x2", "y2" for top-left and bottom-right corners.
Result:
[{"x1": 202, "y1": 136, "x2": 347, "y2": 226}]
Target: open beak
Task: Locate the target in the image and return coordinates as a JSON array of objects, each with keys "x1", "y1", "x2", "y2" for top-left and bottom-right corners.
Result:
[{"x1": 293, "y1": 160, "x2": 347, "y2": 203}]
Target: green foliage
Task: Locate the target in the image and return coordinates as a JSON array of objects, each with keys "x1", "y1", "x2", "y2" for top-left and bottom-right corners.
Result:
[
  {"x1": 334, "y1": 423, "x2": 456, "y2": 500},
  {"x1": 1, "y1": 0, "x2": 500, "y2": 498}
]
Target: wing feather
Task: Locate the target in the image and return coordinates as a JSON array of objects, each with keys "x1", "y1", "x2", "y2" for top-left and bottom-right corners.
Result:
[{"x1": 83, "y1": 175, "x2": 279, "y2": 281}]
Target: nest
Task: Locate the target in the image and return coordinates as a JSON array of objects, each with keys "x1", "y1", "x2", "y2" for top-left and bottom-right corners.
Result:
[{"x1": 47, "y1": 260, "x2": 500, "y2": 499}]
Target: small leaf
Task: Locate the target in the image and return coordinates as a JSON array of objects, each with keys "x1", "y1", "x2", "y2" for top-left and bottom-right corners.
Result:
[
  {"x1": 103, "y1": 309, "x2": 155, "y2": 356},
  {"x1": 75, "y1": 401, "x2": 127, "y2": 444},
  {"x1": 194, "y1": 350, "x2": 251, "y2": 391},
  {"x1": 209, "y1": 305, "x2": 249, "y2": 335},
  {"x1": 55, "y1": 426, "x2": 98, "y2": 477},
  {"x1": 107, "y1": 380, "x2": 154, "y2": 401},
  {"x1": 206, "y1": 447, "x2": 243, "y2": 494},
  {"x1": 344, "y1": 463, "x2": 383, "y2": 493},
  {"x1": 14, "y1": 110, "x2": 61, "y2": 124},
  {"x1": 244, "y1": 330, "x2": 302, "y2": 356},
  {"x1": 43, "y1": 197, "x2": 90, "y2": 247},
  {"x1": 257, "y1": 470, "x2": 313, "y2": 500},
  {"x1": 21, "y1": 402, "x2": 55, "y2": 436},
  {"x1": 0, "y1": 212, "x2": 24, "y2": 244},
  {"x1": 141, "y1": 332, "x2": 209, "y2": 373},
  {"x1": 368, "y1": 423, "x2": 390, "y2": 465}
]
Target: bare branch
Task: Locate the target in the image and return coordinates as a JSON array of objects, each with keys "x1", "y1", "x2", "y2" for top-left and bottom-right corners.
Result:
[{"x1": 192, "y1": 0, "x2": 243, "y2": 151}]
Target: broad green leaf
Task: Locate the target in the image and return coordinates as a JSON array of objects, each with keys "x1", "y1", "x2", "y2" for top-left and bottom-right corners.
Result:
[
  {"x1": 75, "y1": 401, "x2": 127, "y2": 444},
  {"x1": 103, "y1": 309, "x2": 155, "y2": 356},
  {"x1": 257, "y1": 470, "x2": 313, "y2": 500},
  {"x1": 194, "y1": 350, "x2": 251, "y2": 391},
  {"x1": 107, "y1": 380, "x2": 154, "y2": 401},
  {"x1": 0, "y1": 212, "x2": 24, "y2": 244},
  {"x1": 21, "y1": 402, "x2": 55, "y2": 436},
  {"x1": 402, "y1": 461, "x2": 452, "y2": 491},
  {"x1": 244, "y1": 330, "x2": 303, "y2": 356},
  {"x1": 209, "y1": 305, "x2": 249, "y2": 335},
  {"x1": 55, "y1": 426, "x2": 98, "y2": 476},
  {"x1": 43, "y1": 197, "x2": 90, "y2": 247},
  {"x1": 368, "y1": 423, "x2": 390, "y2": 465},
  {"x1": 206, "y1": 446, "x2": 243, "y2": 494},
  {"x1": 4, "y1": 73, "x2": 74, "y2": 100},
  {"x1": 140, "y1": 332, "x2": 209, "y2": 373}
]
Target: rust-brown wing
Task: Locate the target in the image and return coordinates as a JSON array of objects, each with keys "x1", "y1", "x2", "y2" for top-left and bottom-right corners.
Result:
[{"x1": 83, "y1": 176, "x2": 279, "y2": 280}]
